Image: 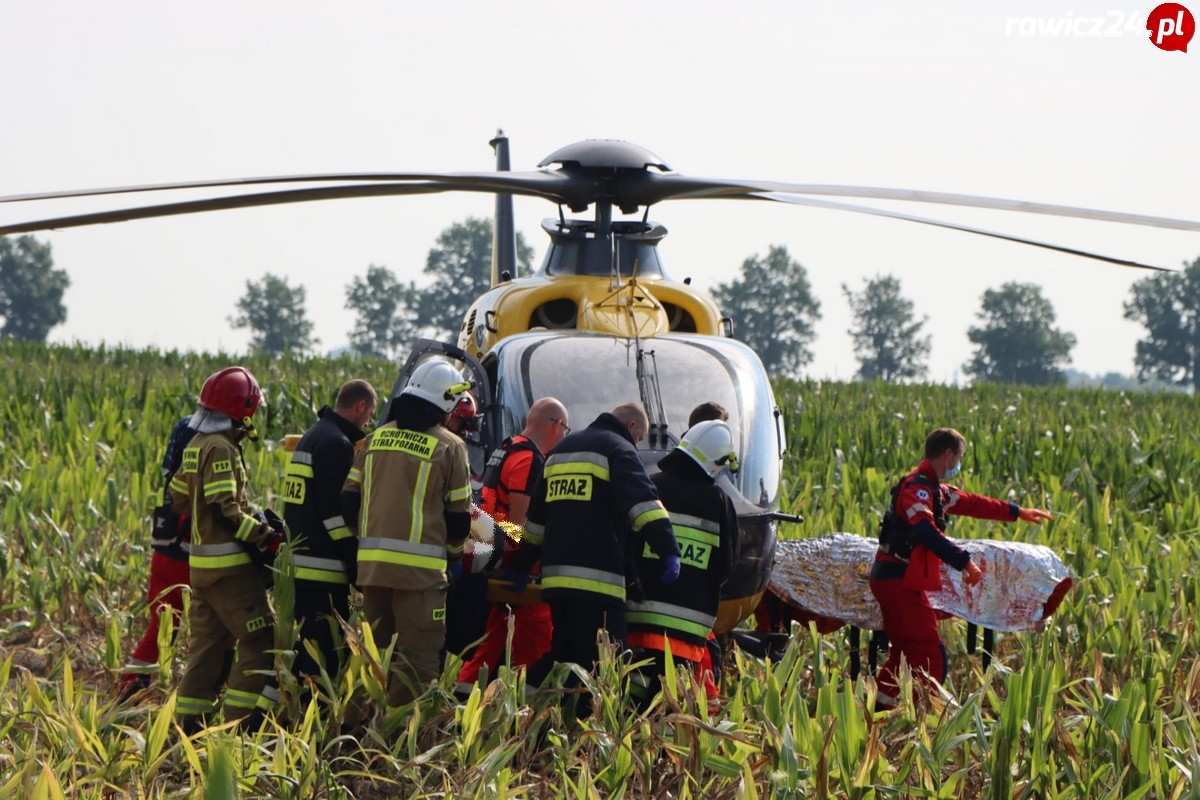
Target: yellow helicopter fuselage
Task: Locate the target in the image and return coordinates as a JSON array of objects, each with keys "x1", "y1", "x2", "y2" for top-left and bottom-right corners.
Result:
[{"x1": 459, "y1": 271, "x2": 724, "y2": 359}]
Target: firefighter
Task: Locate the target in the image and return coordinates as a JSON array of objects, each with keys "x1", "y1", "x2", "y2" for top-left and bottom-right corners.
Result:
[
  {"x1": 341, "y1": 360, "x2": 473, "y2": 708},
  {"x1": 869, "y1": 427, "x2": 1052, "y2": 709},
  {"x1": 169, "y1": 366, "x2": 284, "y2": 733},
  {"x1": 453, "y1": 396, "x2": 569, "y2": 695},
  {"x1": 509, "y1": 402, "x2": 680, "y2": 717},
  {"x1": 280, "y1": 379, "x2": 377, "y2": 689},
  {"x1": 681, "y1": 401, "x2": 731, "y2": 706},
  {"x1": 627, "y1": 420, "x2": 740, "y2": 712},
  {"x1": 444, "y1": 392, "x2": 481, "y2": 439},
  {"x1": 118, "y1": 415, "x2": 198, "y2": 701},
  {"x1": 441, "y1": 390, "x2": 489, "y2": 658}
]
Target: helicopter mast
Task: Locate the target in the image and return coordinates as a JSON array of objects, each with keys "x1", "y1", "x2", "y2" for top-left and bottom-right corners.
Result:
[{"x1": 489, "y1": 130, "x2": 517, "y2": 287}]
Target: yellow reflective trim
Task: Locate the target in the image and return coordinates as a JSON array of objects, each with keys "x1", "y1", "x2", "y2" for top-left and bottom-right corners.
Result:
[
  {"x1": 286, "y1": 462, "x2": 314, "y2": 478},
  {"x1": 541, "y1": 575, "x2": 624, "y2": 600},
  {"x1": 543, "y1": 461, "x2": 610, "y2": 483},
  {"x1": 169, "y1": 476, "x2": 189, "y2": 495},
  {"x1": 294, "y1": 567, "x2": 350, "y2": 584},
  {"x1": 347, "y1": 467, "x2": 362, "y2": 484},
  {"x1": 371, "y1": 428, "x2": 438, "y2": 460},
  {"x1": 177, "y1": 696, "x2": 217, "y2": 715},
  {"x1": 327, "y1": 526, "x2": 352, "y2": 541},
  {"x1": 632, "y1": 505, "x2": 669, "y2": 532},
  {"x1": 625, "y1": 611, "x2": 712, "y2": 639},
  {"x1": 447, "y1": 484, "x2": 471, "y2": 502},
  {"x1": 203, "y1": 479, "x2": 236, "y2": 498},
  {"x1": 190, "y1": 551, "x2": 253, "y2": 569},
  {"x1": 410, "y1": 461, "x2": 431, "y2": 541},
  {"x1": 360, "y1": 453, "x2": 373, "y2": 535},
  {"x1": 236, "y1": 514, "x2": 258, "y2": 541},
  {"x1": 224, "y1": 688, "x2": 263, "y2": 710},
  {"x1": 358, "y1": 548, "x2": 447, "y2": 572}
]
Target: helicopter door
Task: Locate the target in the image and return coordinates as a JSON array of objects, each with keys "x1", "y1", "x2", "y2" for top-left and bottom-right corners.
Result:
[{"x1": 392, "y1": 338, "x2": 494, "y2": 487}]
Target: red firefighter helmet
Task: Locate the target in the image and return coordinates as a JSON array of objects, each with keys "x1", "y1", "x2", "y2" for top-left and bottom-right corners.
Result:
[
  {"x1": 198, "y1": 366, "x2": 264, "y2": 420},
  {"x1": 450, "y1": 392, "x2": 481, "y2": 433}
]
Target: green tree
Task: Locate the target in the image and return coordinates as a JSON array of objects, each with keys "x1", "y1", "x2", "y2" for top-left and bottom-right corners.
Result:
[
  {"x1": 345, "y1": 264, "x2": 422, "y2": 360},
  {"x1": 1123, "y1": 256, "x2": 1200, "y2": 393},
  {"x1": 712, "y1": 245, "x2": 821, "y2": 379},
  {"x1": 230, "y1": 273, "x2": 316, "y2": 356},
  {"x1": 417, "y1": 217, "x2": 534, "y2": 340},
  {"x1": 843, "y1": 274, "x2": 930, "y2": 382},
  {"x1": 964, "y1": 282, "x2": 1075, "y2": 386},
  {"x1": 0, "y1": 235, "x2": 70, "y2": 341}
]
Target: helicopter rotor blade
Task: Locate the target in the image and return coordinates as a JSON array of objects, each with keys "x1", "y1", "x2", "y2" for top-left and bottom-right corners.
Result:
[
  {"x1": 0, "y1": 178, "x2": 573, "y2": 236},
  {"x1": 751, "y1": 192, "x2": 1173, "y2": 271},
  {"x1": 0, "y1": 171, "x2": 573, "y2": 206},
  {"x1": 630, "y1": 174, "x2": 1200, "y2": 233}
]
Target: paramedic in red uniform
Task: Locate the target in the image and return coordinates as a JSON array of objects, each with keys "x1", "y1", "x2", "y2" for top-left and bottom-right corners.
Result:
[
  {"x1": 869, "y1": 427, "x2": 1052, "y2": 709},
  {"x1": 454, "y1": 397, "x2": 569, "y2": 695}
]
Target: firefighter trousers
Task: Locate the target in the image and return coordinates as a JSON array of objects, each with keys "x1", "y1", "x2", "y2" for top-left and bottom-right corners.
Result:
[
  {"x1": 176, "y1": 574, "x2": 276, "y2": 723},
  {"x1": 292, "y1": 579, "x2": 351, "y2": 682},
  {"x1": 362, "y1": 586, "x2": 446, "y2": 708}
]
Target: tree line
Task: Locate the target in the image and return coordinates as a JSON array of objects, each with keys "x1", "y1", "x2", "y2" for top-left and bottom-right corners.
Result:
[{"x1": 4, "y1": 223, "x2": 1200, "y2": 391}]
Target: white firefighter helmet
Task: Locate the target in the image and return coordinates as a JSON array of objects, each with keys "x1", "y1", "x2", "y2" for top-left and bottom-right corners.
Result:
[
  {"x1": 400, "y1": 360, "x2": 472, "y2": 413},
  {"x1": 678, "y1": 420, "x2": 739, "y2": 477}
]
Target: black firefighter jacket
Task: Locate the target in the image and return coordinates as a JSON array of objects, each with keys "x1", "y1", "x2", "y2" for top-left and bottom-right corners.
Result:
[
  {"x1": 283, "y1": 406, "x2": 367, "y2": 586},
  {"x1": 514, "y1": 412, "x2": 680, "y2": 606}
]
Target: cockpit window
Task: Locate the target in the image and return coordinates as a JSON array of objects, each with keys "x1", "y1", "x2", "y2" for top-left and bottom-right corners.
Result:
[{"x1": 495, "y1": 333, "x2": 781, "y2": 509}]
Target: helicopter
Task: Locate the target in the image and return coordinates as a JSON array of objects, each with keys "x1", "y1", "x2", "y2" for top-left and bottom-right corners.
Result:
[{"x1": 3, "y1": 133, "x2": 1199, "y2": 635}]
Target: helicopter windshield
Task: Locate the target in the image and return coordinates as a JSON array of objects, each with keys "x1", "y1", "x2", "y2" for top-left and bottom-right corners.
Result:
[{"x1": 491, "y1": 331, "x2": 782, "y2": 511}]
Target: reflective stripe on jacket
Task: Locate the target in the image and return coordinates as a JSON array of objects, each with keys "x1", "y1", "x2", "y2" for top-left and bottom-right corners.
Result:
[
  {"x1": 283, "y1": 407, "x2": 365, "y2": 577},
  {"x1": 627, "y1": 449, "x2": 740, "y2": 647},
  {"x1": 169, "y1": 429, "x2": 261, "y2": 587},
  {"x1": 516, "y1": 412, "x2": 678, "y2": 605}
]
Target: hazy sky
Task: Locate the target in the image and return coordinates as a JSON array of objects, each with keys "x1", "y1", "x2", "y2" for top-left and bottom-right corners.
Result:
[{"x1": 3, "y1": 1, "x2": 1198, "y2": 383}]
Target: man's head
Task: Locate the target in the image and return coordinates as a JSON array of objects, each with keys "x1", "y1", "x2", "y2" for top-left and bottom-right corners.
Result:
[
  {"x1": 524, "y1": 397, "x2": 569, "y2": 453},
  {"x1": 335, "y1": 379, "x2": 378, "y2": 430},
  {"x1": 924, "y1": 427, "x2": 967, "y2": 479},
  {"x1": 198, "y1": 366, "x2": 264, "y2": 438},
  {"x1": 687, "y1": 401, "x2": 729, "y2": 429},
  {"x1": 446, "y1": 392, "x2": 481, "y2": 437},
  {"x1": 612, "y1": 402, "x2": 650, "y2": 444}
]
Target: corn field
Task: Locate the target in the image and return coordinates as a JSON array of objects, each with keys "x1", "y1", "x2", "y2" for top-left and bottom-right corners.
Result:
[{"x1": 1, "y1": 340, "x2": 1198, "y2": 798}]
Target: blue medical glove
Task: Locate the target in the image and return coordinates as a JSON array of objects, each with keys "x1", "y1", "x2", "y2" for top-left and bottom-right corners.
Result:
[
  {"x1": 447, "y1": 560, "x2": 463, "y2": 585},
  {"x1": 501, "y1": 567, "x2": 531, "y2": 594},
  {"x1": 661, "y1": 554, "x2": 681, "y2": 584}
]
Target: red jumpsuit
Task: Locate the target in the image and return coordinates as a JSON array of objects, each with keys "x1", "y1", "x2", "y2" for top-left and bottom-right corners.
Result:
[
  {"x1": 119, "y1": 416, "x2": 197, "y2": 700},
  {"x1": 869, "y1": 460, "x2": 1017, "y2": 704},
  {"x1": 455, "y1": 437, "x2": 552, "y2": 692}
]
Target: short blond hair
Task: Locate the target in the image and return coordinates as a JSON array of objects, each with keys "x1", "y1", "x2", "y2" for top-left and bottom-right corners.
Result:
[{"x1": 612, "y1": 402, "x2": 649, "y2": 440}]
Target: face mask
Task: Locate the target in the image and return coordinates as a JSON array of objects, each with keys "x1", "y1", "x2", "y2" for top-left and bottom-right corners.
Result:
[{"x1": 943, "y1": 460, "x2": 961, "y2": 479}]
